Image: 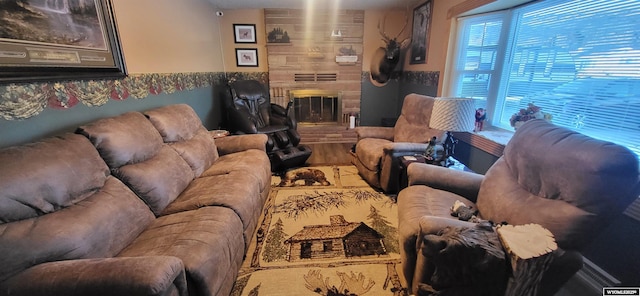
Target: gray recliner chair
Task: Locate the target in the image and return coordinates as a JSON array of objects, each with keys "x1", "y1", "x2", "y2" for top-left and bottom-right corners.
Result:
[
  {"x1": 352, "y1": 93, "x2": 444, "y2": 193},
  {"x1": 398, "y1": 119, "x2": 640, "y2": 295}
]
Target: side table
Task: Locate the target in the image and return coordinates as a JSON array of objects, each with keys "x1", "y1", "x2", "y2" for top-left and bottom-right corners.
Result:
[{"x1": 397, "y1": 155, "x2": 472, "y2": 191}]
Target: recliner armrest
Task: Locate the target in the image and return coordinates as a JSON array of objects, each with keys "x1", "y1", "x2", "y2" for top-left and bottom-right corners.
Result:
[
  {"x1": 0, "y1": 256, "x2": 187, "y2": 296},
  {"x1": 271, "y1": 103, "x2": 287, "y2": 117},
  {"x1": 270, "y1": 103, "x2": 297, "y2": 130},
  {"x1": 354, "y1": 126, "x2": 394, "y2": 141},
  {"x1": 225, "y1": 107, "x2": 259, "y2": 134},
  {"x1": 214, "y1": 134, "x2": 268, "y2": 155},
  {"x1": 407, "y1": 162, "x2": 484, "y2": 202},
  {"x1": 382, "y1": 142, "x2": 428, "y2": 155}
]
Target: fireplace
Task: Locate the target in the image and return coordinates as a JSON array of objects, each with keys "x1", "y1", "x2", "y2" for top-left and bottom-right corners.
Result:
[{"x1": 290, "y1": 90, "x2": 342, "y2": 124}]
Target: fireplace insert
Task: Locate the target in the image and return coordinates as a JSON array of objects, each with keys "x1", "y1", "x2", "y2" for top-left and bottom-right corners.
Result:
[{"x1": 290, "y1": 90, "x2": 341, "y2": 124}]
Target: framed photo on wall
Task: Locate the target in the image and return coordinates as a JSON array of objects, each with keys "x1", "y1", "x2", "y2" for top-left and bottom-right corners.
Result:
[
  {"x1": 0, "y1": 0, "x2": 126, "y2": 83},
  {"x1": 235, "y1": 48, "x2": 259, "y2": 67},
  {"x1": 234, "y1": 24, "x2": 257, "y2": 43},
  {"x1": 410, "y1": 0, "x2": 433, "y2": 64}
]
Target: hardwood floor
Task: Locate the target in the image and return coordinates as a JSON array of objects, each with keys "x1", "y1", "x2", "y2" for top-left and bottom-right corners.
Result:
[{"x1": 305, "y1": 142, "x2": 355, "y2": 165}]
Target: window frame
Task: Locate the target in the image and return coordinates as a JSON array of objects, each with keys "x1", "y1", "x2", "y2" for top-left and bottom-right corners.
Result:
[{"x1": 444, "y1": 0, "x2": 640, "y2": 156}]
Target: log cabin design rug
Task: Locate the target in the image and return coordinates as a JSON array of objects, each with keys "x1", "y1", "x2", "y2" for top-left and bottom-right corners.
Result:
[{"x1": 231, "y1": 166, "x2": 408, "y2": 296}]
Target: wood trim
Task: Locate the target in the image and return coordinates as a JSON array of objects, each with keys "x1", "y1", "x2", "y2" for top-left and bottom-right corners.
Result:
[
  {"x1": 453, "y1": 132, "x2": 505, "y2": 157},
  {"x1": 447, "y1": 0, "x2": 497, "y2": 19}
]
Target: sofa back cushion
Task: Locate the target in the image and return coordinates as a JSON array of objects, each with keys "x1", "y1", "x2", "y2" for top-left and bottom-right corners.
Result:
[
  {"x1": 115, "y1": 146, "x2": 194, "y2": 215},
  {"x1": 76, "y1": 112, "x2": 164, "y2": 168},
  {"x1": 394, "y1": 94, "x2": 443, "y2": 143},
  {"x1": 0, "y1": 134, "x2": 109, "y2": 223},
  {"x1": 144, "y1": 104, "x2": 218, "y2": 177},
  {"x1": 0, "y1": 135, "x2": 154, "y2": 282},
  {"x1": 77, "y1": 112, "x2": 194, "y2": 215},
  {"x1": 476, "y1": 119, "x2": 639, "y2": 249}
]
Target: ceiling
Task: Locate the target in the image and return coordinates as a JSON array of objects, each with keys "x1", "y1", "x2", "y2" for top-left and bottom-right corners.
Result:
[
  {"x1": 207, "y1": 0, "x2": 534, "y2": 14},
  {"x1": 206, "y1": 0, "x2": 420, "y2": 10}
]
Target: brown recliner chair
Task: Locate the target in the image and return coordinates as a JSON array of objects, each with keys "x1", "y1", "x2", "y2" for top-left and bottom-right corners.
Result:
[
  {"x1": 222, "y1": 80, "x2": 312, "y2": 172},
  {"x1": 352, "y1": 93, "x2": 443, "y2": 193},
  {"x1": 398, "y1": 119, "x2": 640, "y2": 295}
]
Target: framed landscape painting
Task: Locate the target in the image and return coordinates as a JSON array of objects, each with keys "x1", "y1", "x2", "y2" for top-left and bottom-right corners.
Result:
[{"x1": 0, "y1": 0, "x2": 126, "y2": 83}]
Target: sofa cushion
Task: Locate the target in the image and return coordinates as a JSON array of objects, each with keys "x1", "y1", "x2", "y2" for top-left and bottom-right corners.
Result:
[
  {"x1": 144, "y1": 104, "x2": 202, "y2": 142},
  {"x1": 398, "y1": 185, "x2": 476, "y2": 227},
  {"x1": 162, "y1": 171, "x2": 263, "y2": 250},
  {"x1": 201, "y1": 149, "x2": 271, "y2": 196},
  {"x1": 394, "y1": 94, "x2": 441, "y2": 143},
  {"x1": 167, "y1": 128, "x2": 218, "y2": 177},
  {"x1": 0, "y1": 176, "x2": 155, "y2": 282},
  {"x1": 115, "y1": 146, "x2": 194, "y2": 216},
  {"x1": 144, "y1": 104, "x2": 219, "y2": 177},
  {"x1": 477, "y1": 159, "x2": 595, "y2": 249},
  {"x1": 76, "y1": 112, "x2": 164, "y2": 168},
  {"x1": 118, "y1": 206, "x2": 245, "y2": 296},
  {"x1": 0, "y1": 133, "x2": 109, "y2": 223}
]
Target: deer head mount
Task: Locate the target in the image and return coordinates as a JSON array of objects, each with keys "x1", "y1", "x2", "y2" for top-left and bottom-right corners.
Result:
[{"x1": 370, "y1": 12, "x2": 411, "y2": 86}]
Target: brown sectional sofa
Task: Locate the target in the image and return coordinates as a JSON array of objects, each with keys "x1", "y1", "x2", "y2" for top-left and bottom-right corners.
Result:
[{"x1": 0, "y1": 104, "x2": 271, "y2": 296}]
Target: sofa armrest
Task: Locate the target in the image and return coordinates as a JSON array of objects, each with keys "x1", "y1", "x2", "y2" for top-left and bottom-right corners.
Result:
[
  {"x1": 354, "y1": 126, "x2": 394, "y2": 141},
  {"x1": 214, "y1": 134, "x2": 268, "y2": 155},
  {"x1": 407, "y1": 162, "x2": 484, "y2": 202},
  {"x1": 0, "y1": 256, "x2": 187, "y2": 296}
]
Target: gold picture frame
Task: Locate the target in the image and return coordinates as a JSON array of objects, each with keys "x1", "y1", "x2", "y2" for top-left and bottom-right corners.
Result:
[{"x1": 0, "y1": 0, "x2": 126, "y2": 83}]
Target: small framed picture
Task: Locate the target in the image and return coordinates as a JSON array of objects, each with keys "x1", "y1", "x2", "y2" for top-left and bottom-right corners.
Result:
[
  {"x1": 235, "y1": 48, "x2": 259, "y2": 67},
  {"x1": 234, "y1": 24, "x2": 257, "y2": 43}
]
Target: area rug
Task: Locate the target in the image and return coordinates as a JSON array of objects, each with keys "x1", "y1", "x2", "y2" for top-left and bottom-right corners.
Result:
[{"x1": 231, "y1": 165, "x2": 408, "y2": 296}]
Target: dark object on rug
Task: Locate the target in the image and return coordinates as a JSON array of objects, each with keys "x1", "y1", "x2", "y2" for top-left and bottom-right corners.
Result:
[
  {"x1": 222, "y1": 79, "x2": 311, "y2": 172},
  {"x1": 278, "y1": 168, "x2": 330, "y2": 187},
  {"x1": 417, "y1": 222, "x2": 508, "y2": 296},
  {"x1": 450, "y1": 200, "x2": 476, "y2": 221},
  {"x1": 303, "y1": 270, "x2": 374, "y2": 296}
]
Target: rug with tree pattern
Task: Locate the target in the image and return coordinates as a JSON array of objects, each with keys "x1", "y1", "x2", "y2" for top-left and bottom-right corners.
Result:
[{"x1": 231, "y1": 166, "x2": 408, "y2": 296}]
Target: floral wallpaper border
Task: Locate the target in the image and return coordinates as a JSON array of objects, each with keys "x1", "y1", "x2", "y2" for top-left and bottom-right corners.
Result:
[
  {"x1": 0, "y1": 72, "x2": 269, "y2": 121},
  {"x1": 0, "y1": 70, "x2": 438, "y2": 121},
  {"x1": 361, "y1": 70, "x2": 440, "y2": 86},
  {"x1": 401, "y1": 71, "x2": 440, "y2": 86}
]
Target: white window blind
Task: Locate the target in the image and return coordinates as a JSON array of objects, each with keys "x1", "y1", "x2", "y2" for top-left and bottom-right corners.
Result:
[
  {"x1": 452, "y1": 14, "x2": 505, "y2": 110},
  {"x1": 452, "y1": 0, "x2": 640, "y2": 155}
]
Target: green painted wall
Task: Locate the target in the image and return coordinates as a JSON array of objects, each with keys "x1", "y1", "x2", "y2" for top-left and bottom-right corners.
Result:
[
  {"x1": 0, "y1": 87, "x2": 218, "y2": 149},
  {"x1": 359, "y1": 71, "x2": 439, "y2": 127}
]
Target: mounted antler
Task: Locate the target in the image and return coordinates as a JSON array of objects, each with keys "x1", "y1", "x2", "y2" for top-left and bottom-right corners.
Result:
[
  {"x1": 370, "y1": 11, "x2": 412, "y2": 86},
  {"x1": 377, "y1": 13, "x2": 410, "y2": 44}
]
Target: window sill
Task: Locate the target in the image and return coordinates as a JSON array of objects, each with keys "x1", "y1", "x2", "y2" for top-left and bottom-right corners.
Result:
[
  {"x1": 453, "y1": 126, "x2": 513, "y2": 157},
  {"x1": 474, "y1": 126, "x2": 514, "y2": 146}
]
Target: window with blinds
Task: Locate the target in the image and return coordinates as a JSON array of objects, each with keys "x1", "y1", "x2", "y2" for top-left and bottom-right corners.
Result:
[
  {"x1": 451, "y1": 14, "x2": 505, "y2": 110},
  {"x1": 451, "y1": 0, "x2": 640, "y2": 155}
]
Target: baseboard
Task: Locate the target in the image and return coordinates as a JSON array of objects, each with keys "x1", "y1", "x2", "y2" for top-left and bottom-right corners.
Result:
[{"x1": 562, "y1": 257, "x2": 621, "y2": 296}]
